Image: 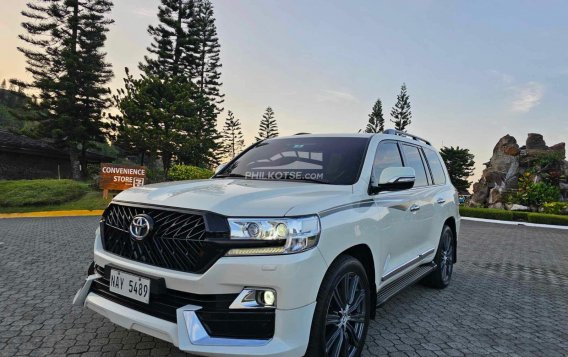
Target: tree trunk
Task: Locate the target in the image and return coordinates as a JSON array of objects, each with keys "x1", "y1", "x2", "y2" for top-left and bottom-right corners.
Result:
[
  {"x1": 69, "y1": 145, "x2": 81, "y2": 180},
  {"x1": 80, "y1": 141, "x2": 87, "y2": 180}
]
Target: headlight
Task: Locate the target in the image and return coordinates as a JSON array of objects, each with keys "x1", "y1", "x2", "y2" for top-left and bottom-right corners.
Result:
[{"x1": 226, "y1": 215, "x2": 320, "y2": 256}]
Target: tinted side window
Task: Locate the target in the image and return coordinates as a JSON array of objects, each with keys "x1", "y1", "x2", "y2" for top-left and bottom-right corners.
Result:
[
  {"x1": 372, "y1": 141, "x2": 403, "y2": 182},
  {"x1": 424, "y1": 148, "x2": 446, "y2": 185},
  {"x1": 401, "y1": 144, "x2": 429, "y2": 187}
]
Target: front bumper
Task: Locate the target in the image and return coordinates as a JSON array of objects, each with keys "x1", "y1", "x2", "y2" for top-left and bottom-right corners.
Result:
[
  {"x1": 75, "y1": 281, "x2": 316, "y2": 357},
  {"x1": 74, "y1": 230, "x2": 328, "y2": 356}
]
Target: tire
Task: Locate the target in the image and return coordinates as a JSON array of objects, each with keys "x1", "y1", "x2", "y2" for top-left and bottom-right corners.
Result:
[
  {"x1": 305, "y1": 255, "x2": 371, "y2": 357},
  {"x1": 422, "y1": 225, "x2": 455, "y2": 289}
]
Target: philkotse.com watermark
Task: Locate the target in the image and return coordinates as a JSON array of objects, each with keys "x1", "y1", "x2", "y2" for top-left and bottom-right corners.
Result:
[{"x1": 245, "y1": 171, "x2": 324, "y2": 180}]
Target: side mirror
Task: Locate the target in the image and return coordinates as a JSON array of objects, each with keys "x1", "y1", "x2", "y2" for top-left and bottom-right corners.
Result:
[
  {"x1": 371, "y1": 167, "x2": 415, "y2": 194},
  {"x1": 214, "y1": 164, "x2": 226, "y2": 175}
]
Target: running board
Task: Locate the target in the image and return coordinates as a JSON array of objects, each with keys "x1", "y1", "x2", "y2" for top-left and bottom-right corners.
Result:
[{"x1": 376, "y1": 262, "x2": 436, "y2": 307}]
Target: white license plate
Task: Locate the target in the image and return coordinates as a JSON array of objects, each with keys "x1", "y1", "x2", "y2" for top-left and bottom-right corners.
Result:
[{"x1": 109, "y1": 269, "x2": 151, "y2": 304}]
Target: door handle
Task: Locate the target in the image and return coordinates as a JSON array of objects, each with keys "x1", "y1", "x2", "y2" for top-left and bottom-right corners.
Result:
[
  {"x1": 436, "y1": 198, "x2": 445, "y2": 204},
  {"x1": 409, "y1": 204, "x2": 420, "y2": 212}
]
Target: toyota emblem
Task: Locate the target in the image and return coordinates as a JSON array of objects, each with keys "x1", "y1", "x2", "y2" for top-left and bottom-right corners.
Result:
[{"x1": 129, "y1": 214, "x2": 154, "y2": 241}]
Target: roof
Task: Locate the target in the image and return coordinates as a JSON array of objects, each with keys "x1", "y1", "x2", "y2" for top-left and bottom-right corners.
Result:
[{"x1": 0, "y1": 129, "x2": 113, "y2": 161}]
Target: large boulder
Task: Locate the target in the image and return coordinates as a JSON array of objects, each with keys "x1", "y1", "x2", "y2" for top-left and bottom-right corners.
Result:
[
  {"x1": 470, "y1": 133, "x2": 568, "y2": 207},
  {"x1": 526, "y1": 133, "x2": 547, "y2": 150}
]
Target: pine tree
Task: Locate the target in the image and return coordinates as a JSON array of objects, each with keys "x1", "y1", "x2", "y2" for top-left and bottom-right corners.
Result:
[
  {"x1": 192, "y1": 0, "x2": 223, "y2": 114},
  {"x1": 140, "y1": 0, "x2": 196, "y2": 79},
  {"x1": 16, "y1": 0, "x2": 114, "y2": 179},
  {"x1": 218, "y1": 110, "x2": 244, "y2": 160},
  {"x1": 256, "y1": 107, "x2": 278, "y2": 141},
  {"x1": 365, "y1": 98, "x2": 384, "y2": 133},
  {"x1": 390, "y1": 83, "x2": 412, "y2": 131},
  {"x1": 0, "y1": 79, "x2": 6, "y2": 89},
  {"x1": 138, "y1": 0, "x2": 221, "y2": 167}
]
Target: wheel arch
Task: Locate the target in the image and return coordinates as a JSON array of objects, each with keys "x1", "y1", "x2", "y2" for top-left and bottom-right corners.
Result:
[
  {"x1": 333, "y1": 244, "x2": 377, "y2": 319},
  {"x1": 444, "y1": 216, "x2": 457, "y2": 263}
]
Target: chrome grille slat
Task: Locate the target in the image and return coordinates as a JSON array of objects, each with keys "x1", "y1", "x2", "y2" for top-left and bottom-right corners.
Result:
[{"x1": 101, "y1": 203, "x2": 226, "y2": 273}]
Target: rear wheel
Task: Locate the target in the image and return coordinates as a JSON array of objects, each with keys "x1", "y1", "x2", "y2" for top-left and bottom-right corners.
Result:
[
  {"x1": 422, "y1": 225, "x2": 454, "y2": 289},
  {"x1": 306, "y1": 255, "x2": 371, "y2": 357}
]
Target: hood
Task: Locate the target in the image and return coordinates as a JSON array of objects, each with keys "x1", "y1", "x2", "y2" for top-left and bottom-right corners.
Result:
[{"x1": 113, "y1": 179, "x2": 354, "y2": 217}]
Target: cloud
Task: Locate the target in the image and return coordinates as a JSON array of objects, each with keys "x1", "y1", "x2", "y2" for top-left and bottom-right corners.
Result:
[
  {"x1": 510, "y1": 82, "x2": 544, "y2": 113},
  {"x1": 489, "y1": 70, "x2": 514, "y2": 85},
  {"x1": 316, "y1": 89, "x2": 358, "y2": 103},
  {"x1": 133, "y1": 8, "x2": 155, "y2": 17}
]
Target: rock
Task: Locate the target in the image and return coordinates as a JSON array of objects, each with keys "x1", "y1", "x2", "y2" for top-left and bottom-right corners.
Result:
[
  {"x1": 526, "y1": 133, "x2": 547, "y2": 150},
  {"x1": 470, "y1": 133, "x2": 568, "y2": 208},
  {"x1": 549, "y1": 142, "x2": 566, "y2": 159},
  {"x1": 488, "y1": 187, "x2": 502, "y2": 205},
  {"x1": 510, "y1": 204, "x2": 529, "y2": 211}
]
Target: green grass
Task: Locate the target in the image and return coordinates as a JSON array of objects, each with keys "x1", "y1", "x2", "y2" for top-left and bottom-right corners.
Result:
[
  {"x1": 0, "y1": 179, "x2": 91, "y2": 207},
  {"x1": 0, "y1": 180, "x2": 112, "y2": 213},
  {"x1": 460, "y1": 206, "x2": 568, "y2": 226}
]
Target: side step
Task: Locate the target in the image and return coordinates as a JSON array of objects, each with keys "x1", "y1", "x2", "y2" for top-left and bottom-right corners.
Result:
[{"x1": 376, "y1": 262, "x2": 437, "y2": 306}]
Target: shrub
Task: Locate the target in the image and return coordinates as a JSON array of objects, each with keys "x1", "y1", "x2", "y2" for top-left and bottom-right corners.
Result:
[
  {"x1": 510, "y1": 172, "x2": 561, "y2": 209},
  {"x1": 459, "y1": 207, "x2": 513, "y2": 221},
  {"x1": 0, "y1": 179, "x2": 89, "y2": 207},
  {"x1": 511, "y1": 211, "x2": 530, "y2": 221},
  {"x1": 542, "y1": 202, "x2": 568, "y2": 215},
  {"x1": 168, "y1": 165, "x2": 213, "y2": 181},
  {"x1": 459, "y1": 206, "x2": 568, "y2": 226},
  {"x1": 527, "y1": 213, "x2": 568, "y2": 226}
]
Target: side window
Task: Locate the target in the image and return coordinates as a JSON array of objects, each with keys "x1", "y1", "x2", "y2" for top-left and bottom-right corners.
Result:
[
  {"x1": 401, "y1": 144, "x2": 429, "y2": 187},
  {"x1": 423, "y1": 148, "x2": 446, "y2": 185},
  {"x1": 372, "y1": 141, "x2": 403, "y2": 182}
]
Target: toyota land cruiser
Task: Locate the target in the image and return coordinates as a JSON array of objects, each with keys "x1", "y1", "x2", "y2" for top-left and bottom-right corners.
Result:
[{"x1": 74, "y1": 129, "x2": 460, "y2": 357}]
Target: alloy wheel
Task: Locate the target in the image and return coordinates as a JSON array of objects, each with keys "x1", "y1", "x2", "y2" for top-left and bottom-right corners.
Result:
[
  {"x1": 440, "y1": 230, "x2": 454, "y2": 282},
  {"x1": 324, "y1": 272, "x2": 367, "y2": 357}
]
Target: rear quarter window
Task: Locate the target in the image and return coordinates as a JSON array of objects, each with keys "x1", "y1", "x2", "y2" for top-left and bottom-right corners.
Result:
[
  {"x1": 423, "y1": 148, "x2": 447, "y2": 185},
  {"x1": 401, "y1": 144, "x2": 429, "y2": 187}
]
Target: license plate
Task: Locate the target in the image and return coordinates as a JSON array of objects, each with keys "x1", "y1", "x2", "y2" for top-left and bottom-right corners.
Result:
[{"x1": 109, "y1": 269, "x2": 151, "y2": 304}]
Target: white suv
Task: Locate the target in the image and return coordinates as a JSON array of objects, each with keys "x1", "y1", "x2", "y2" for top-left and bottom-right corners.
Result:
[{"x1": 74, "y1": 130, "x2": 459, "y2": 357}]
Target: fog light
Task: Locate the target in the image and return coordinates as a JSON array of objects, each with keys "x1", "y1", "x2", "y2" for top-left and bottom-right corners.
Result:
[
  {"x1": 262, "y1": 290, "x2": 276, "y2": 306},
  {"x1": 230, "y1": 288, "x2": 277, "y2": 309}
]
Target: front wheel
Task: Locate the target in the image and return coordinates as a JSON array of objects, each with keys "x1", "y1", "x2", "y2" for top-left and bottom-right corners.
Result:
[
  {"x1": 422, "y1": 225, "x2": 455, "y2": 289},
  {"x1": 305, "y1": 255, "x2": 371, "y2": 357}
]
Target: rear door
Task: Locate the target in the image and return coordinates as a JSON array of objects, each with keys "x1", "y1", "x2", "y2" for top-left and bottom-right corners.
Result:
[
  {"x1": 399, "y1": 143, "x2": 437, "y2": 258},
  {"x1": 422, "y1": 147, "x2": 454, "y2": 249}
]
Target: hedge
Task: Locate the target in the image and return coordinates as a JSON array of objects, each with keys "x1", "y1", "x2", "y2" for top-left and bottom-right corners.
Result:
[
  {"x1": 459, "y1": 207, "x2": 513, "y2": 221},
  {"x1": 527, "y1": 213, "x2": 568, "y2": 226},
  {"x1": 0, "y1": 179, "x2": 89, "y2": 207},
  {"x1": 459, "y1": 207, "x2": 568, "y2": 226},
  {"x1": 168, "y1": 165, "x2": 213, "y2": 181}
]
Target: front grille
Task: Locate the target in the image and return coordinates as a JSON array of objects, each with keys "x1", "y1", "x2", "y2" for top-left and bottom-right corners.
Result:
[
  {"x1": 91, "y1": 265, "x2": 275, "y2": 339},
  {"x1": 101, "y1": 203, "x2": 227, "y2": 273}
]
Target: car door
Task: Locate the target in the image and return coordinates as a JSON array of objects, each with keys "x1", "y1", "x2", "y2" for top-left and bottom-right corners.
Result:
[
  {"x1": 422, "y1": 147, "x2": 455, "y2": 249},
  {"x1": 370, "y1": 140, "x2": 417, "y2": 279},
  {"x1": 399, "y1": 143, "x2": 437, "y2": 258}
]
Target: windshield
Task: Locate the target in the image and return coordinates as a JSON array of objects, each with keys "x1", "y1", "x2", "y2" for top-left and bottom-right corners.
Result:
[{"x1": 215, "y1": 136, "x2": 370, "y2": 185}]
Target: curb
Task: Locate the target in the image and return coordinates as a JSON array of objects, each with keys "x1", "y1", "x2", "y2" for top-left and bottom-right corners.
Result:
[
  {"x1": 461, "y1": 217, "x2": 568, "y2": 230},
  {"x1": 0, "y1": 210, "x2": 104, "y2": 219}
]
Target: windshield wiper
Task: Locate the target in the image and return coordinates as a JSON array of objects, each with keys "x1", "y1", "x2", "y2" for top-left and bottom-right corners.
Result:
[{"x1": 213, "y1": 173, "x2": 247, "y2": 179}]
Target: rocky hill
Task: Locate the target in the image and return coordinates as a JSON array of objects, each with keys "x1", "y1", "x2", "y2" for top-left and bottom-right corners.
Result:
[{"x1": 470, "y1": 133, "x2": 567, "y2": 208}]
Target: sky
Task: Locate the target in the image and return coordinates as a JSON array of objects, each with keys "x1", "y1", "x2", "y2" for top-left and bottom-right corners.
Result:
[{"x1": 1, "y1": 0, "x2": 567, "y2": 183}]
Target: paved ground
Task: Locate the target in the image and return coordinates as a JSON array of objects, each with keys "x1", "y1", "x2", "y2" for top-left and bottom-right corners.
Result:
[{"x1": 1, "y1": 217, "x2": 567, "y2": 357}]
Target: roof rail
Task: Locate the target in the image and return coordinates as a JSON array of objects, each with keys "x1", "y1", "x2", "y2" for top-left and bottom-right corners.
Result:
[
  {"x1": 383, "y1": 129, "x2": 431, "y2": 146},
  {"x1": 294, "y1": 132, "x2": 311, "y2": 135}
]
